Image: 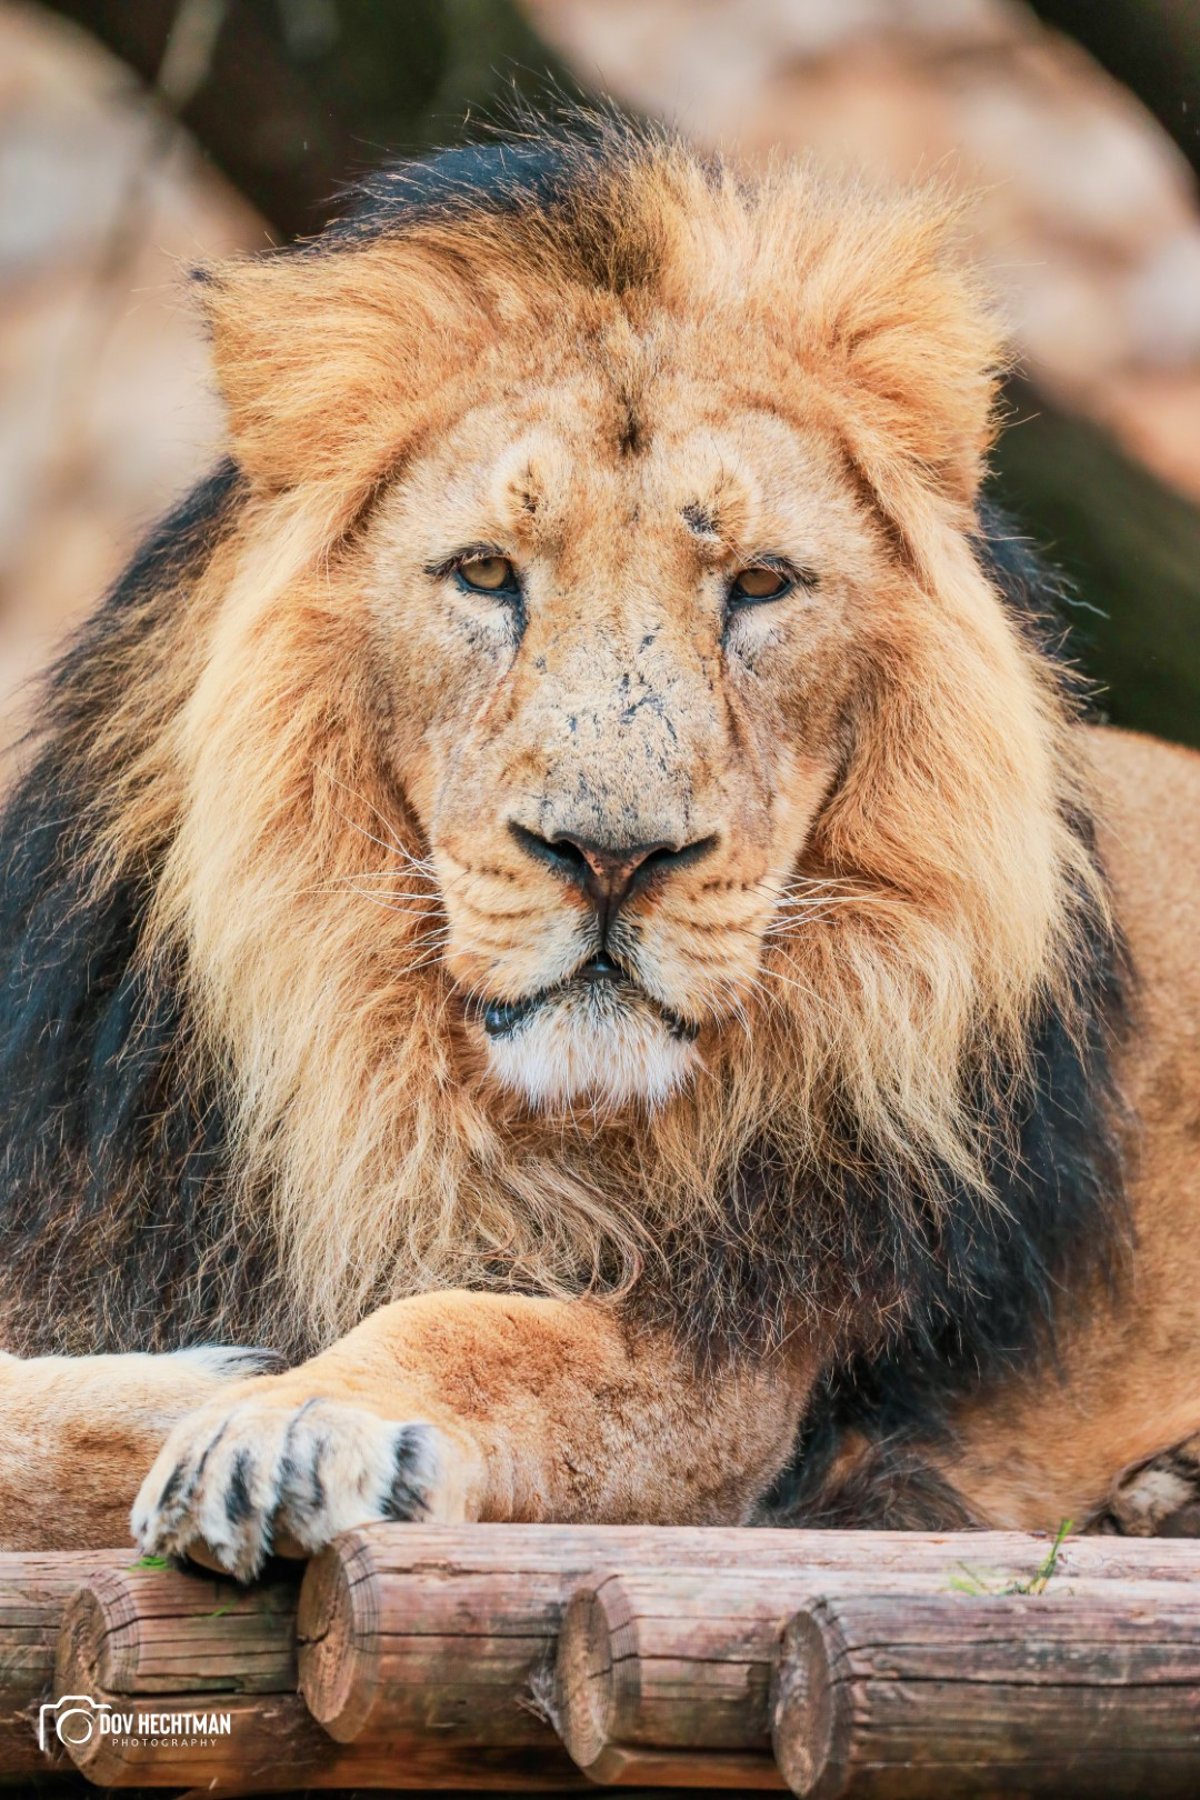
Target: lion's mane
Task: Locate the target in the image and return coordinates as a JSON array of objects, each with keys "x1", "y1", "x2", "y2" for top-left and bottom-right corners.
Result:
[{"x1": 0, "y1": 124, "x2": 1126, "y2": 1491}]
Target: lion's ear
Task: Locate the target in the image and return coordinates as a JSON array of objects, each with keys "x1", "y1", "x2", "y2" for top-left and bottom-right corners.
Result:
[
  {"x1": 199, "y1": 244, "x2": 490, "y2": 495},
  {"x1": 790, "y1": 189, "x2": 1004, "y2": 517}
]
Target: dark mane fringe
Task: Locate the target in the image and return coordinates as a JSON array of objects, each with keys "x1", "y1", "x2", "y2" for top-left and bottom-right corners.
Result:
[
  {"x1": 975, "y1": 497, "x2": 1105, "y2": 692},
  {"x1": 319, "y1": 110, "x2": 686, "y2": 300},
  {"x1": 0, "y1": 464, "x2": 285, "y2": 1355},
  {"x1": 757, "y1": 905, "x2": 1130, "y2": 1526}
]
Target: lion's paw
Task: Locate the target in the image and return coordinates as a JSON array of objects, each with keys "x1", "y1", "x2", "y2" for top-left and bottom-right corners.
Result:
[
  {"x1": 1109, "y1": 1433, "x2": 1200, "y2": 1538},
  {"x1": 131, "y1": 1394, "x2": 443, "y2": 1581}
]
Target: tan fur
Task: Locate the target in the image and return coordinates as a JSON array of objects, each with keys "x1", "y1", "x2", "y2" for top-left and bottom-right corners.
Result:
[
  {"x1": 936, "y1": 730, "x2": 1200, "y2": 1529},
  {"x1": 2, "y1": 133, "x2": 1197, "y2": 1563},
  {"x1": 0, "y1": 1348, "x2": 277, "y2": 1549},
  {"x1": 132, "y1": 1296, "x2": 809, "y2": 1576}
]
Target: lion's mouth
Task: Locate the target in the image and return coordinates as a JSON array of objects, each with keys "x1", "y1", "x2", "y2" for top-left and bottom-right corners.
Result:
[{"x1": 476, "y1": 955, "x2": 699, "y2": 1043}]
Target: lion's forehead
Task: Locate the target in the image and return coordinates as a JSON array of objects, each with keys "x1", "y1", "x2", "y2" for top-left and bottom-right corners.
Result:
[
  {"x1": 392, "y1": 369, "x2": 860, "y2": 571},
  {"x1": 394, "y1": 315, "x2": 845, "y2": 514}
]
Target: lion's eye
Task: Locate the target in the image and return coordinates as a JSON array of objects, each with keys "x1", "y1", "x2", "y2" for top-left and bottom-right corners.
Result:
[
  {"x1": 729, "y1": 564, "x2": 792, "y2": 604},
  {"x1": 457, "y1": 555, "x2": 518, "y2": 594}
]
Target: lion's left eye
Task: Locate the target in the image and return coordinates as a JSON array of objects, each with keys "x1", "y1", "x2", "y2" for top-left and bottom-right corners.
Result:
[
  {"x1": 457, "y1": 555, "x2": 519, "y2": 594},
  {"x1": 729, "y1": 564, "x2": 792, "y2": 604}
]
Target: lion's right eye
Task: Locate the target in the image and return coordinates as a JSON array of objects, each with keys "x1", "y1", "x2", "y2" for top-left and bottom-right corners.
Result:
[
  {"x1": 729, "y1": 564, "x2": 793, "y2": 604},
  {"x1": 456, "y1": 555, "x2": 519, "y2": 595}
]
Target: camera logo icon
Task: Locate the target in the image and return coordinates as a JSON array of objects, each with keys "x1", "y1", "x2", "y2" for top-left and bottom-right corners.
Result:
[{"x1": 37, "y1": 1694, "x2": 111, "y2": 1752}]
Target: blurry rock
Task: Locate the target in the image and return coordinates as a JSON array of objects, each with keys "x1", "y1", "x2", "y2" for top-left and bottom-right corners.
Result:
[
  {"x1": 0, "y1": 2, "x2": 261, "y2": 759},
  {"x1": 1126, "y1": 230, "x2": 1200, "y2": 369}
]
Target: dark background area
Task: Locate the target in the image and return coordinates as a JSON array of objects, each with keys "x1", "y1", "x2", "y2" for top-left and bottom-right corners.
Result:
[{"x1": 42, "y1": 0, "x2": 575, "y2": 237}]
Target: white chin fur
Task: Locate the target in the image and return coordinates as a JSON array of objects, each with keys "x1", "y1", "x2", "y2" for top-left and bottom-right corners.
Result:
[{"x1": 486, "y1": 988, "x2": 698, "y2": 1110}]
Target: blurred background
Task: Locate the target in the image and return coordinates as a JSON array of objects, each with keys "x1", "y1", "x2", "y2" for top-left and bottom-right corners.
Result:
[{"x1": 1, "y1": 0, "x2": 1197, "y2": 755}]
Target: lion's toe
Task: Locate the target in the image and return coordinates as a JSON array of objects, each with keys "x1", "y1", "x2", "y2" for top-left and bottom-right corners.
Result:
[{"x1": 276, "y1": 1400, "x2": 439, "y2": 1543}]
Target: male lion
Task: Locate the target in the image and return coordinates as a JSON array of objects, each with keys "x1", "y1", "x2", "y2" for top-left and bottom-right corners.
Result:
[{"x1": 1, "y1": 125, "x2": 1198, "y2": 1576}]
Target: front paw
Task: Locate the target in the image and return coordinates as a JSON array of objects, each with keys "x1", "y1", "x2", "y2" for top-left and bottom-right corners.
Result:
[{"x1": 131, "y1": 1394, "x2": 446, "y2": 1580}]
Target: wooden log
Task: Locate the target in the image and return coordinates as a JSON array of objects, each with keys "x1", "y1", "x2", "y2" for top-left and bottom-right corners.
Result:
[
  {"x1": 7, "y1": 1527, "x2": 1193, "y2": 1790},
  {"x1": 557, "y1": 1569, "x2": 809, "y2": 1790},
  {"x1": 54, "y1": 1563, "x2": 305, "y2": 1791},
  {"x1": 553, "y1": 1566, "x2": 1198, "y2": 1788},
  {"x1": 0, "y1": 1548, "x2": 137, "y2": 1784},
  {"x1": 299, "y1": 1523, "x2": 973, "y2": 1745},
  {"x1": 772, "y1": 1589, "x2": 1200, "y2": 1799},
  {"x1": 52, "y1": 1558, "x2": 585, "y2": 1791},
  {"x1": 299, "y1": 1526, "x2": 585, "y2": 1751},
  {"x1": 297, "y1": 1523, "x2": 1200, "y2": 1756}
]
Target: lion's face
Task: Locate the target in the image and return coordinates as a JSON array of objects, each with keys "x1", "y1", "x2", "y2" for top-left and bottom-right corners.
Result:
[{"x1": 364, "y1": 362, "x2": 885, "y2": 1109}]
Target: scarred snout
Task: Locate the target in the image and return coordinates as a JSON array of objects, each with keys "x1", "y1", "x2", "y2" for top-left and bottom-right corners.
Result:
[
  {"x1": 396, "y1": 427, "x2": 833, "y2": 1110},
  {"x1": 423, "y1": 612, "x2": 788, "y2": 1108}
]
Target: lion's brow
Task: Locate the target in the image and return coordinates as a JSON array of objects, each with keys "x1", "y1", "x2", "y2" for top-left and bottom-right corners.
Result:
[{"x1": 682, "y1": 500, "x2": 719, "y2": 537}]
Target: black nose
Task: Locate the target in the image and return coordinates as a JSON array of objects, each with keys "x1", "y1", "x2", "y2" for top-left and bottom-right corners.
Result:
[{"x1": 509, "y1": 823, "x2": 717, "y2": 921}]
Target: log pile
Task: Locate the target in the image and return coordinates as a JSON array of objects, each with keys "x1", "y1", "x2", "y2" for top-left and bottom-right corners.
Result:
[{"x1": 2, "y1": 1526, "x2": 1198, "y2": 1795}]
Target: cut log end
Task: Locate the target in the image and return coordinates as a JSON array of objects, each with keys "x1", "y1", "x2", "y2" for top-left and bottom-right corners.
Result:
[
  {"x1": 772, "y1": 1590, "x2": 1200, "y2": 1800},
  {"x1": 554, "y1": 1570, "x2": 789, "y2": 1788},
  {"x1": 296, "y1": 1540, "x2": 368, "y2": 1738},
  {"x1": 771, "y1": 1608, "x2": 844, "y2": 1800},
  {"x1": 53, "y1": 1581, "x2": 127, "y2": 1782},
  {"x1": 53, "y1": 1584, "x2": 115, "y2": 1775},
  {"x1": 555, "y1": 1587, "x2": 618, "y2": 1778}
]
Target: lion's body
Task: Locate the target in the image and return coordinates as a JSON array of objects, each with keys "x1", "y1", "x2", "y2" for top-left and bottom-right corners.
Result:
[
  {"x1": 940, "y1": 727, "x2": 1200, "y2": 1528},
  {"x1": 0, "y1": 123, "x2": 1197, "y2": 1564}
]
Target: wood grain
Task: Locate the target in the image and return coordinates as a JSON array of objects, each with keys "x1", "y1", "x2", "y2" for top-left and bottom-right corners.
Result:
[
  {"x1": 0, "y1": 1548, "x2": 135, "y2": 1782},
  {"x1": 3, "y1": 1528, "x2": 1198, "y2": 1790},
  {"x1": 773, "y1": 1588, "x2": 1200, "y2": 1799},
  {"x1": 52, "y1": 1557, "x2": 585, "y2": 1790},
  {"x1": 553, "y1": 1561, "x2": 1199, "y2": 1788},
  {"x1": 299, "y1": 1523, "x2": 1073, "y2": 1744}
]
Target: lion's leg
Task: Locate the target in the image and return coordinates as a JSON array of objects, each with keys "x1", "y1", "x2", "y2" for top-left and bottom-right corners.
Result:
[
  {"x1": 132, "y1": 1292, "x2": 812, "y2": 1579},
  {"x1": 0, "y1": 1347, "x2": 281, "y2": 1551}
]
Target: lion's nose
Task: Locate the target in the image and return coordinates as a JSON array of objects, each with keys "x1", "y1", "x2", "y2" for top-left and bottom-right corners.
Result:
[{"x1": 508, "y1": 822, "x2": 717, "y2": 921}]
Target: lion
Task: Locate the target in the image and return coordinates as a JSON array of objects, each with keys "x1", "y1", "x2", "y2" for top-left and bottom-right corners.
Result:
[{"x1": 1, "y1": 122, "x2": 1198, "y2": 1577}]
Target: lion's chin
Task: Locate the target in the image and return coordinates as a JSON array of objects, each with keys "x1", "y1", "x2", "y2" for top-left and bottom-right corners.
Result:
[{"x1": 482, "y1": 982, "x2": 700, "y2": 1111}]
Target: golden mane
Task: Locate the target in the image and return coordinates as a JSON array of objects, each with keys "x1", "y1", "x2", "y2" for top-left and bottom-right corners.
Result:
[{"x1": 3, "y1": 124, "x2": 1111, "y2": 1366}]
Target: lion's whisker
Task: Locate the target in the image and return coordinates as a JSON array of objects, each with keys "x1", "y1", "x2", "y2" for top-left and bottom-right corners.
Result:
[
  {"x1": 321, "y1": 770, "x2": 434, "y2": 871},
  {"x1": 345, "y1": 891, "x2": 446, "y2": 920},
  {"x1": 330, "y1": 804, "x2": 414, "y2": 867}
]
